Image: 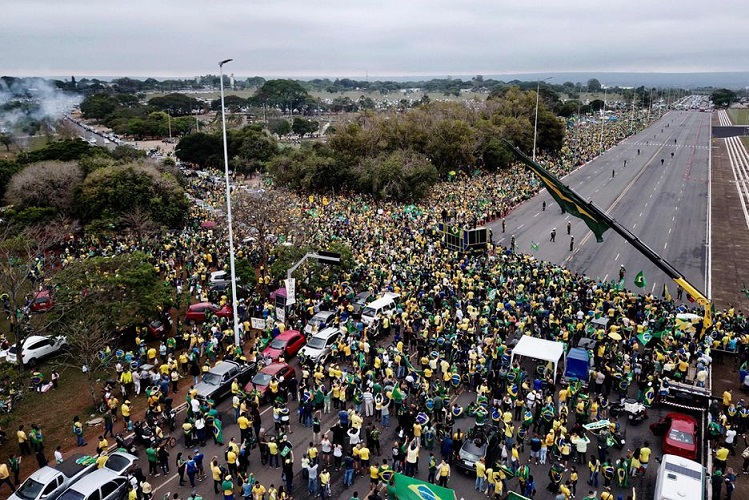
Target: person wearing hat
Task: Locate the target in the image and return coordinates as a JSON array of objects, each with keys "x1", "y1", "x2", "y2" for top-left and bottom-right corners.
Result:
[{"x1": 711, "y1": 469, "x2": 723, "y2": 500}]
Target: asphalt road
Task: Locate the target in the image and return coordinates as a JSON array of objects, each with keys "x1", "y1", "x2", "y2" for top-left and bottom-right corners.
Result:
[
  {"x1": 131, "y1": 356, "x2": 690, "y2": 500},
  {"x1": 489, "y1": 110, "x2": 711, "y2": 300}
]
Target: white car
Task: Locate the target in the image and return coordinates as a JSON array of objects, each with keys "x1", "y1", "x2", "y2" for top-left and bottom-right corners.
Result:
[
  {"x1": 6, "y1": 335, "x2": 67, "y2": 367},
  {"x1": 300, "y1": 327, "x2": 341, "y2": 364},
  {"x1": 304, "y1": 311, "x2": 336, "y2": 336},
  {"x1": 210, "y1": 270, "x2": 240, "y2": 286}
]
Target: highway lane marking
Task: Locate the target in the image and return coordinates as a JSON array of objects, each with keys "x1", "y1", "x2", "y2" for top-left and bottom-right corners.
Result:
[
  {"x1": 603, "y1": 274, "x2": 609, "y2": 282},
  {"x1": 633, "y1": 223, "x2": 637, "y2": 229},
  {"x1": 615, "y1": 253, "x2": 620, "y2": 261},
  {"x1": 669, "y1": 228, "x2": 672, "y2": 234},
  {"x1": 664, "y1": 242, "x2": 668, "y2": 249},
  {"x1": 644, "y1": 203, "x2": 648, "y2": 207},
  {"x1": 639, "y1": 212, "x2": 643, "y2": 217},
  {"x1": 517, "y1": 224, "x2": 524, "y2": 230},
  {"x1": 153, "y1": 473, "x2": 180, "y2": 493},
  {"x1": 534, "y1": 213, "x2": 539, "y2": 217},
  {"x1": 672, "y1": 216, "x2": 675, "y2": 221}
]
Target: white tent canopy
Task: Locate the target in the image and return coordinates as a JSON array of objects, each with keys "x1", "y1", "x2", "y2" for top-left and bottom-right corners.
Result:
[{"x1": 510, "y1": 336, "x2": 566, "y2": 382}]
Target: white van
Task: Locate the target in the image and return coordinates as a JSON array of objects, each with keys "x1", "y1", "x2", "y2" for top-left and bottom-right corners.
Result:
[
  {"x1": 360, "y1": 292, "x2": 399, "y2": 326},
  {"x1": 653, "y1": 454, "x2": 705, "y2": 500}
]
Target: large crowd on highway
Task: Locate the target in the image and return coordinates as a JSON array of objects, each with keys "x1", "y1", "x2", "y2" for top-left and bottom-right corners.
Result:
[{"x1": 2, "y1": 112, "x2": 748, "y2": 500}]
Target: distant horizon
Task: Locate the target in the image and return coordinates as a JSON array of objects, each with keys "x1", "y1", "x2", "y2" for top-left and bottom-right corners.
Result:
[{"x1": 10, "y1": 71, "x2": 749, "y2": 89}]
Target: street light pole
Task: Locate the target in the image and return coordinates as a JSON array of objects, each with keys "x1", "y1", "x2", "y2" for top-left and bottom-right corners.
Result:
[
  {"x1": 599, "y1": 87, "x2": 607, "y2": 154},
  {"x1": 532, "y1": 77, "x2": 552, "y2": 163},
  {"x1": 219, "y1": 58, "x2": 241, "y2": 348}
]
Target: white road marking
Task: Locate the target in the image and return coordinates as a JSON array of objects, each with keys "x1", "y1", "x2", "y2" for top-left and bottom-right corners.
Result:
[
  {"x1": 615, "y1": 253, "x2": 620, "y2": 261},
  {"x1": 633, "y1": 223, "x2": 637, "y2": 229},
  {"x1": 517, "y1": 224, "x2": 524, "y2": 230}
]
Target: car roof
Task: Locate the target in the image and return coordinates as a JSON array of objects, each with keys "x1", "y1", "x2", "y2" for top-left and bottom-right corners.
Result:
[
  {"x1": 312, "y1": 327, "x2": 340, "y2": 339},
  {"x1": 208, "y1": 361, "x2": 239, "y2": 374},
  {"x1": 276, "y1": 329, "x2": 301, "y2": 339},
  {"x1": 34, "y1": 289, "x2": 51, "y2": 297},
  {"x1": 312, "y1": 311, "x2": 335, "y2": 319},
  {"x1": 260, "y1": 362, "x2": 290, "y2": 375},
  {"x1": 23, "y1": 335, "x2": 49, "y2": 345},
  {"x1": 666, "y1": 413, "x2": 697, "y2": 424},
  {"x1": 65, "y1": 469, "x2": 122, "y2": 495},
  {"x1": 189, "y1": 302, "x2": 216, "y2": 309}
]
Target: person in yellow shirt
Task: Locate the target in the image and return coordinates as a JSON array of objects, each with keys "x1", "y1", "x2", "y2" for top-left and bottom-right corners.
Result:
[
  {"x1": 358, "y1": 445, "x2": 371, "y2": 471},
  {"x1": 96, "y1": 451, "x2": 109, "y2": 469},
  {"x1": 211, "y1": 458, "x2": 223, "y2": 494},
  {"x1": 0, "y1": 461, "x2": 14, "y2": 492},
  {"x1": 121, "y1": 400, "x2": 131, "y2": 429},
  {"x1": 474, "y1": 457, "x2": 487, "y2": 492},
  {"x1": 17, "y1": 425, "x2": 30, "y2": 455}
]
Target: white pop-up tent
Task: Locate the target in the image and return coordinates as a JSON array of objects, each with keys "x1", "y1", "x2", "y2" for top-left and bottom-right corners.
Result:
[{"x1": 510, "y1": 335, "x2": 566, "y2": 382}]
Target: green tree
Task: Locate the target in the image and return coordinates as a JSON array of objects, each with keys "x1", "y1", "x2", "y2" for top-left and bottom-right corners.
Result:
[
  {"x1": 587, "y1": 78, "x2": 602, "y2": 92},
  {"x1": 74, "y1": 162, "x2": 189, "y2": 228},
  {"x1": 254, "y1": 79, "x2": 310, "y2": 114},
  {"x1": 175, "y1": 132, "x2": 223, "y2": 167},
  {"x1": 292, "y1": 117, "x2": 319, "y2": 138},
  {"x1": 80, "y1": 93, "x2": 121, "y2": 120},
  {"x1": 148, "y1": 93, "x2": 199, "y2": 116},
  {"x1": 711, "y1": 89, "x2": 736, "y2": 108},
  {"x1": 52, "y1": 252, "x2": 173, "y2": 404},
  {"x1": 356, "y1": 149, "x2": 438, "y2": 200},
  {"x1": 267, "y1": 119, "x2": 292, "y2": 137}
]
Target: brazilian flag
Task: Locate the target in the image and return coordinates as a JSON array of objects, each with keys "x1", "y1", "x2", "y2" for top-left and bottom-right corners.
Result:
[{"x1": 504, "y1": 139, "x2": 611, "y2": 242}]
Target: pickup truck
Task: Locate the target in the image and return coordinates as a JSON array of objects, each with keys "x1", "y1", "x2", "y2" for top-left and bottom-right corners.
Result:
[
  {"x1": 193, "y1": 360, "x2": 255, "y2": 402},
  {"x1": 10, "y1": 453, "x2": 96, "y2": 500}
]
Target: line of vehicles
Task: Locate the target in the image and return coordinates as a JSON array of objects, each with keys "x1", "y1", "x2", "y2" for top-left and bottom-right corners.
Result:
[{"x1": 10, "y1": 451, "x2": 138, "y2": 500}]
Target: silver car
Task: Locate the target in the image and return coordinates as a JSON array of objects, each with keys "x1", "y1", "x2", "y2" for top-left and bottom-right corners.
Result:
[{"x1": 57, "y1": 469, "x2": 128, "y2": 500}]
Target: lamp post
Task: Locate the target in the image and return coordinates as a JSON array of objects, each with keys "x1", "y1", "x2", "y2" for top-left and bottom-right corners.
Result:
[
  {"x1": 219, "y1": 58, "x2": 241, "y2": 348},
  {"x1": 599, "y1": 87, "x2": 607, "y2": 154},
  {"x1": 532, "y1": 77, "x2": 552, "y2": 162}
]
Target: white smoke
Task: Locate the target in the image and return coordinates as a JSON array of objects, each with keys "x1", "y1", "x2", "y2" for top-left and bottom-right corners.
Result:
[{"x1": 0, "y1": 77, "x2": 83, "y2": 134}]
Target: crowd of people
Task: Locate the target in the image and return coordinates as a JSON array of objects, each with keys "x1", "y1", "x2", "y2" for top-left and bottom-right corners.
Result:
[{"x1": 2, "y1": 110, "x2": 748, "y2": 500}]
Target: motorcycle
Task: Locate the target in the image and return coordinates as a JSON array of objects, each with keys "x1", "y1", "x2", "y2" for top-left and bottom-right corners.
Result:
[
  {"x1": 133, "y1": 420, "x2": 155, "y2": 447},
  {"x1": 610, "y1": 398, "x2": 648, "y2": 425},
  {"x1": 115, "y1": 433, "x2": 138, "y2": 455}
]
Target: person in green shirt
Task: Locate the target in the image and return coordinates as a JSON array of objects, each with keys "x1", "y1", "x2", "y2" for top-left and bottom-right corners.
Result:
[
  {"x1": 146, "y1": 446, "x2": 159, "y2": 476},
  {"x1": 582, "y1": 491, "x2": 598, "y2": 500}
]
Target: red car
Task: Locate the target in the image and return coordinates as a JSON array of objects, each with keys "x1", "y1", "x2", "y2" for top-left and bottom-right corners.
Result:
[
  {"x1": 650, "y1": 412, "x2": 698, "y2": 461},
  {"x1": 30, "y1": 289, "x2": 54, "y2": 313},
  {"x1": 184, "y1": 302, "x2": 233, "y2": 323},
  {"x1": 261, "y1": 330, "x2": 306, "y2": 361},
  {"x1": 244, "y1": 362, "x2": 296, "y2": 403}
]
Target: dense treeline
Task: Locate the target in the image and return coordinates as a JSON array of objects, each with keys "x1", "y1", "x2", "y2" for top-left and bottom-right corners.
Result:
[
  {"x1": 175, "y1": 86, "x2": 565, "y2": 201},
  {"x1": 0, "y1": 139, "x2": 188, "y2": 229}
]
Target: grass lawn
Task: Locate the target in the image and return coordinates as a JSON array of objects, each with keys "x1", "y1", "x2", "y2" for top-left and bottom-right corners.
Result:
[
  {"x1": 728, "y1": 108, "x2": 749, "y2": 125},
  {"x1": 742, "y1": 136, "x2": 749, "y2": 151}
]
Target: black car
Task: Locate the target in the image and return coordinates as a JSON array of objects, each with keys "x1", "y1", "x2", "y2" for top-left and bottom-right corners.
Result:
[
  {"x1": 208, "y1": 282, "x2": 251, "y2": 301},
  {"x1": 351, "y1": 291, "x2": 374, "y2": 317},
  {"x1": 456, "y1": 425, "x2": 502, "y2": 474},
  {"x1": 193, "y1": 360, "x2": 255, "y2": 402}
]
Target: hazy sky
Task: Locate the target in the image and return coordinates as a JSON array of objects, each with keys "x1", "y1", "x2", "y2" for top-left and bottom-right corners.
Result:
[{"x1": 3, "y1": 0, "x2": 748, "y2": 78}]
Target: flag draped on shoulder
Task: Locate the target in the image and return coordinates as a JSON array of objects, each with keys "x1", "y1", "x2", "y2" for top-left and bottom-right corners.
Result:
[{"x1": 503, "y1": 139, "x2": 611, "y2": 242}]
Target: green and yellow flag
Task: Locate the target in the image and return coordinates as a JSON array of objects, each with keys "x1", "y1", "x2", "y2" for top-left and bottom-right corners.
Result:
[
  {"x1": 634, "y1": 271, "x2": 647, "y2": 288},
  {"x1": 391, "y1": 473, "x2": 457, "y2": 500},
  {"x1": 504, "y1": 139, "x2": 611, "y2": 242}
]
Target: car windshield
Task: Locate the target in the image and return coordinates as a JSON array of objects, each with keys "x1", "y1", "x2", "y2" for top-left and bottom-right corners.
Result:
[
  {"x1": 270, "y1": 338, "x2": 287, "y2": 349},
  {"x1": 361, "y1": 307, "x2": 376, "y2": 318},
  {"x1": 462, "y1": 434, "x2": 489, "y2": 456},
  {"x1": 15, "y1": 478, "x2": 44, "y2": 500},
  {"x1": 310, "y1": 317, "x2": 327, "y2": 327},
  {"x1": 201, "y1": 373, "x2": 222, "y2": 386},
  {"x1": 252, "y1": 372, "x2": 273, "y2": 386},
  {"x1": 105, "y1": 454, "x2": 132, "y2": 473},
  {"x1": 58, "y1": 491, "x2": 86, "y2": 500},
  {"x1": 668, "y1": 428, "x2": 694, "y2": 445},
  {"x1": 8, "y1": 346, "x2": 17, "y2": 354},
  {"x1": 306, "y1": 337, "x2": 327, "y2": 349}
]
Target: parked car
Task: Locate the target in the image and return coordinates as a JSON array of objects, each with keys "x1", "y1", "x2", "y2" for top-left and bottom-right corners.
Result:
[
  {"x1": 30, "y1": 289, "x2": 54, "y2": 313},
  {"x1": 650, "y1": 412, "x2": 698, "y2": 461},
  {"x1": 193, "y1": 360, "x2": 255, "y2": 402},
  {"x1": 304, "y1": 311, "x2": 336, "y2": 336},
  {"x1": 185, "y1": 302, "x2": 233, "y2": 323},
  {"x1": 299, "y1": 327, "x2": 341, "y2": 364},
  {"x1": 351, "y1": 291, "x2": 374, "y2": 316},
  {"x1": 262, "y1": 330, "x2": 306, "y2": 361},
  {"x1": 146, "y1": 314, "x2": 171, "y2": 339},
  {"x1": 57, "y1": 469, "x2": 128, "y2": 500},
  {"x1": 10, "y1": 453, "x2": 96, "y2": 500},
  {"x1": 245, "y1": 362, "x2": 296, "y2": 403},
  {"x1": 103, "y1": 451, "x2": 139, "y2": 475},
  {"x1": 457, "y1": 425, "x2": 502, "y2": 473},
  {"x1": 6, "y1": 335, "x2": 67, "y2": 367},
  {"x1": 210, "y1": 270, "x2": 240, "y2": 286},
  {"x1": 209, "y1": 282, "x2": 251, "y2": 301}
]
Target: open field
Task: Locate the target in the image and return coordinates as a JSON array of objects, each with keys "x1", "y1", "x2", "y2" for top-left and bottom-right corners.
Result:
[
  {"x1": 742, "y1": 136, "x2": 749, "y2": 150},
  {"x1": 729, "y1": 108, "x2": 749, "y2": 125}
]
